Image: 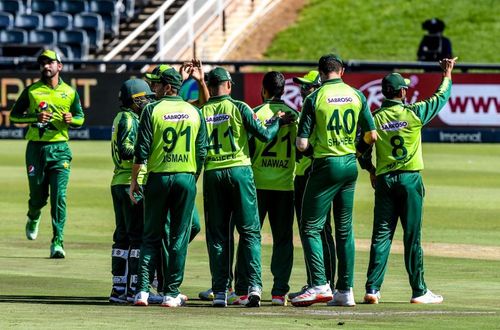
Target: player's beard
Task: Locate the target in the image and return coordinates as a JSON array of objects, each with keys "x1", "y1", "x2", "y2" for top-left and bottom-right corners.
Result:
[{"x1": 42, "y1": 69, "x2": 57, "y2": 79}]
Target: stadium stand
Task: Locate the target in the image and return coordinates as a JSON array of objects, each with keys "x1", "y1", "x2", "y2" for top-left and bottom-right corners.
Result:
[
  {"x1": 74, "y1": 12, "x2": 105, "y2": 50},
  {"x1": 59, "y1": 29, "x2": 90, "y2": 59},
  {"x1": 0, "y1": 0, "x2": 24, "y2": 14},
  {"x1": 31, "y1": 0, "x2": 59, "y2": 14},
  {"x1": 0, "y1": 12, "x2": 15, "y2": 29},
  {"x1": 29, "y1": 29, "x2": 58, "y2": 46}
]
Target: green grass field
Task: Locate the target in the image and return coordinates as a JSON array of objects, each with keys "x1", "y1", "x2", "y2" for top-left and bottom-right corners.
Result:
[
  {"x1": 1, "y1": 140, "x2": 499, "y2": 329},
  {"x1": 265, "y1": 0, "x2": 500, "y2": 64}
]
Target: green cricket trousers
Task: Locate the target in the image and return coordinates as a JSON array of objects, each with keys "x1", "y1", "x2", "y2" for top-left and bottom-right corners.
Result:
[
  {"x1": 300, "y1": 154, "x2": 358, "y2": 290},
  {"x1": 111, "y1": 184, "x2": 143, "y2": 294},
  {"x1": 294, "y1": 174, "x2": 336, "y2": 290},
  {"x1": 365, "y1": 171, "x2": 427, "y2": 297},
  {"x1": 257, "y1": 189, "x2": 294, "y2": 296},
  {"x1": 204, "y1": 166, "x2": 262, "y2": 295},
  {"x1": 137, "y1": 172, "x2": 196, "y2": 297},
  {"x1": 25, "y1": 141, "x2": 72, "y2": 245}
]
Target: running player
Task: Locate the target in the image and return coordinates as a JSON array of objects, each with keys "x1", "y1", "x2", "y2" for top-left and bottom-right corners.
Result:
[
  {"x1": 292, "y1": 54, "x2": 377, "y2": 307},
  {"x1": 360, "y1": 58, "x2": 457, "y2": 305},
  {"x1": 10, "y1": 49, "x2": 84, "y2": 258},
  {"x1": 109, "y1": 79, "x2": 154, "y2": 303},
  {"x1": 131, "y1": 67, "x2": 207, "y2": 307},
  {"x1": 250, "y1": 71, "x2": 298, "y2": 306}
]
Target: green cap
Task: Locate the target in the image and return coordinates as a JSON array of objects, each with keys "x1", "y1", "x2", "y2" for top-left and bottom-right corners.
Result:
[
  {"x1": 119, "y1": 78, "x2": 155, "y2": 104},
  {"x1": 37, "y1": 49, "x2": 62, "y2": 64},
  {"x1": 207, "y1": 67, "x2": 234, "y2": 86},
  {"x1": 160, "y1": 67, "x2": 183, "y2": 89},
  {"x1": 382, "y1": 73, "x2": 411, "y2": 95},
  {"x1": 293, "y1": 70, "x2": 321, "y2": 86},
  {"x1": 144, "y1": 64, "x2": 172, "y2": 82}
]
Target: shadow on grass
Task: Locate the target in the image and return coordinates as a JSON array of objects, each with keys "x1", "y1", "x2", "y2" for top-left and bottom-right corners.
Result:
[{"x1": 0, "y1": 295, "x2": 109, "y2": 305}]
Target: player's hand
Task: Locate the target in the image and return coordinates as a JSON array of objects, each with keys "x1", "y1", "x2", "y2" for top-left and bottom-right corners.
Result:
[
  {"x1": 276, "y1": 111, "x2": 296, "y2": 126},
  {"x1": 63, "y1": 112, "x2": 73, "y2": 124},
  {"x1": 190, "y1": 59, "x2": 204, "y2": 82},
  {"x1": 439, "y1": 57, "x2": 457, "y2": 79},
  {"x1": 129, "y1": 180, "x2": 142, "y2": 204},
  {"x1": 37, "y1": 111, "x2": 52, "y2": 123},
  {"x1": 180, "y1": 61, "x2": 193, "y2": 82}
]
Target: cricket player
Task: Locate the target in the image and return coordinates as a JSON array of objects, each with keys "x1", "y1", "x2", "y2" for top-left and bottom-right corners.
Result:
[
  {"x1": 109, "y1": 79, "x2": 155, "y2": 303},
  {"x1": 250, "y1": 71, "x2": 299, "y2": 306},
  {"x1": 10, "y1": 49, "x2": 84, "y2": 258},
  {"x1": 361, "y1": 58, "x2": 457, "y2": 305},
  {"x1": 202, "y1": 67, "x2": 288, "y2": 307},
  {"x1": 145, "y1": 61, "x2": 209, "y2": 241},
  {"x1": 292, "y1": 54, "x2": 377, "y2": 307},
  {"x1": 288, "y1": 71, "x2": 337, "y2": 301},
  {"x1": 131, "y1": 67, "x2": 207, "y2": 307}
]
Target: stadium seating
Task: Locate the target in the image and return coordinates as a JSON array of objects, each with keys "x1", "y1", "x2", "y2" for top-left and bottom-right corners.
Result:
[
  {"x1": 59, "y1": 0, "x2": 89, "y2": 14},
  {"x1": 89, "y1": 0, "x2": 119, "y2": 36},
  {"x1": 0, "y1": 0, "x2": 155, "y2": 60},
  {"x1": 0, "y1": 29, "x2": 28, "y2": 44},
  {"x1": 31, "y1": 0, "x2": 59, "y2": 15},
  {"x1": 44, "y1": 12, "x2": 73, "y2": 31},
  {"x1": 0, "y1": 0, "x2": 24, "y2": 14},
  {"x1": 14, "y1": 13, "x2": 44, "y2": 31},
  {"x1": 59, "y1": 29, "x2": 89, "y2": 59},
  {"x1": 0, "y1": 12, "x2": 14, "y2": 29},
  {"x1": 74, "y1": 12, "x2": 105, "y2": 50},
  {"x1": 29, "y1": 29, "x2": 58, "y2": 46}
]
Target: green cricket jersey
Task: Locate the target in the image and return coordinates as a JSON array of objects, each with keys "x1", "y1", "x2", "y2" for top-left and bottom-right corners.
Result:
[
  {"x1": 298, "y1": 78, "x2": 375, "y2": 158},
  {"x1": 251, "y1": 100, "x2": 299, "y2": 191},
  {"x1": 202, "y1": 95, "x2": 280, "y2": 171},
  {"x1": 10, "y1": 78, "x2": 84, "y2": 141},
  {"x1": 111, "y1": 108, "x2": 146, "y2": 185},
  {"x1": 134, "y1": 95, "x2": 207, "y2": 175},
  {"x1": 373, "y1": 77, "x2": 452, "y2": 175}
]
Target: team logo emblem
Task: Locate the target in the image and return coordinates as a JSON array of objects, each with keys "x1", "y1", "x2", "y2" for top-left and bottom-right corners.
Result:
[
  {"x1": 60, "y1": 92, "x2": 68, "y2": 99},
  {"x1": 63, "y1": 161, "x2": 70, "y2": 169},
  {"x1": 38, "y1": 101, "x2": 48, "y2": 111}
]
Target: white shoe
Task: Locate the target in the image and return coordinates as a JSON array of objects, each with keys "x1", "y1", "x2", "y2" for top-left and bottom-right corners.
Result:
[
  {"x1": 410, "y1": 290, "x2": 443, "y2": 304},
  {"x1": 363, "y1": 290, "x2": 381, "y2": 304},
  {"x1": 291, "y1": 284, "x2": 333, "y2": 307},
  {"x1": 246, "y1": 286, "x2": 262, "y2": 307},
  {"x1": 327, "y1": 288, "x2": 356, "y2": 307},
  {"x1": 161, "y1": 294, "x2": 187, "y2": 307},
  {"x1": 199, "y1": 288, "x2": 214, "y2": 301},
  {"x1": 212, "y1": 292, "x2": 227, "y2": 307},
  {"x1": 288, "y1": 285, "x2": 308, "y2": 300},
  {"x1": 134, "y1": 291, "x2": 149, "y2": 306}
]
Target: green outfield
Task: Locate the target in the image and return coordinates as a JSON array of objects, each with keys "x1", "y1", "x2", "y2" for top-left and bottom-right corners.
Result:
[{"x1": 0, "y1": 140, "x2": 499, "y2": 329}]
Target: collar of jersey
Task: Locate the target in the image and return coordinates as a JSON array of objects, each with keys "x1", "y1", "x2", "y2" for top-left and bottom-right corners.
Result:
[
  {"x1": 208, "y1": 94, "x2": 231, "y2": 101},
  {"x1": 264, "y1": 98, "x2": 284, "y2": 104},
  {"x1": 159, "y1": 95, "x2": 183, "y2": 101},
  {"x1": 381, "y1": 99, "x2": 404, "y2": 107},
  {"x1": 322, "y1": 78, "x2": 343, "y2": 85},
  {"x1": 120, "y1": 106, "x2": 139, "y2": 118}
]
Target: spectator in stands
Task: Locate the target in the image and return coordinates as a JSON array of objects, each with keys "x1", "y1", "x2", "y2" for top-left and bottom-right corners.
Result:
[
  {"x1": 417, "y1": 18, "x2": 453, "y2": 62},
  {"x1": 10, "y1": 49, "x2": 85, "y2": 258}
]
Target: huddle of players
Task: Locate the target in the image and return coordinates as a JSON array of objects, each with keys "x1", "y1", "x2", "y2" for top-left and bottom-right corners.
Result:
[{"x1": 110, "y1": 54, "x2": 457, "y2": 307}]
